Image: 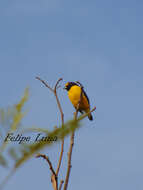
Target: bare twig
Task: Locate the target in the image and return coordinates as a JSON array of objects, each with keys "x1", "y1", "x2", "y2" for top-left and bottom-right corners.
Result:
[
  {"x1": 36, "y1": 154, "x2": 56, "y2": 176},
  {"x1": 0, "y1": 169, "x2": 16, "y2": 190},
  {"x1": 54, "y1": 78, "x2": 64, "y2": 127},
  {"x1": 53, "y1": 78, "x2": 65, "y2": 177},
  {"x1": 59, "y1": 180, "x2": 64, "y2": 190},
  {"x1": 63, "y1": 131, "x2": 75, "y2": 190},
  {"x1": 56, "y1": 139, "x2": 64, "y2": 175},
  {"x1": 36, "y1": 77, "x2": 64, "y2": 127},
  {"x1": 36, "y1": 154, "x2": 58, "y2": 190},
  {"x1": 77, "y1": 106, "x2": 96, "y2": 122},
  {"x1": 51, "y1": 174, "x2": 58, "y2": 190},
  {"x1": 36, "y1": 77, "x2": 65, "y2": 190},
  {"x1": 36, "y1": 77, "x2": 54, "y2": 92},
  {"x1": 54, "y1": 78, "x2": 63, "y2": 90}
]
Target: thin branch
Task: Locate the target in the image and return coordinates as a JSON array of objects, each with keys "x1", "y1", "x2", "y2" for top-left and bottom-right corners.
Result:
[
  {"x1": 54, "y1": 92, "x2": 64, "y2": 127},
  {"x1": 56, "y1": 139, "x2": 64, "y2": 175},
  {"x1": 51, "y1": 174, "x2": 58, "y2": 190},
  {"x1": 36, "y1": 154, "x2": 56, "y2": 176},
  {"x1": 36, "y1": 76, "x2": 64, "y2": 126},
  {"x1": 36, "y1": 77, "x2": 65, "y2": 189},
  {"x1": 53, "y1": 78, "x2": 65, "y2": 176},
  {"x1": 36, "y1": 154, "x2": 58, "y2": 190},
  {"x1": 59, "y1": 180, "x2": 64, "y2": 190},
  {"x1": 0, "y1": 168, "x2": 16, "y2": 190},
  {"x1": 54, "y1": 78, "x2": 63, "y2": 91},
  {"x1": 77, "y1": 106, "x2": 96, "y2": 122},
  {"x1": 55, "y1": 88, "x2": 64, "y2": 176},
  {"x1": 63, "y1": 131, "x2": 75, "y2": 190},
  {"x1": 36, "y1": 77, "x2": 54, "y2": 92}
]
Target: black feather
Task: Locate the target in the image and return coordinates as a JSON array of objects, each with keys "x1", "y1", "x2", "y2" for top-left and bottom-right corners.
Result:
[{"x1": 82, "y1": 88, "x2": 90, "y2": 105}]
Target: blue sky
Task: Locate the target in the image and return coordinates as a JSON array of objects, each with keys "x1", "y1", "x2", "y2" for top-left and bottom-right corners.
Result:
[{"x1": 0, "y1": 0, "x2": 143, "y2": 189}]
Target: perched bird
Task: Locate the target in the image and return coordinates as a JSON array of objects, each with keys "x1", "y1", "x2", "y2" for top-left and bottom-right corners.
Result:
[{"x1": 64, "y1": 82, "x2": 93, "y2": 121}]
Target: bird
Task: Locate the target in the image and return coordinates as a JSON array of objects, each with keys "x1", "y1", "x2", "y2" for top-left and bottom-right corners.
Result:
[{"x1": 64, "y1": 82, "x2": 93, "y2": 121}]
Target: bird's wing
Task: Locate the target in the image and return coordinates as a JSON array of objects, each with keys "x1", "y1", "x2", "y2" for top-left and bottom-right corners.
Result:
[{"x1": 82, "y1": 88, "x2": 90, "y2": 105}]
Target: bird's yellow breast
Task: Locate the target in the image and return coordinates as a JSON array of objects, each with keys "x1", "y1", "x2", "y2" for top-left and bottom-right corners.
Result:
[{"x1": 68, "y1": 86, "x2": 90, "y2": 111}]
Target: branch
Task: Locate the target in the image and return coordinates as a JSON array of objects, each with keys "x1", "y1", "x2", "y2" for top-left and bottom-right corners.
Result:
[
  {"x1": 36, "y1": 77, "x2": 64, "y2": 127},
  {"x1": 56, "y1": 138, "x2": 64, "y2": 176},
  {"x1": 77, "y1": 106, "x2": 96, "y2": 122},
  {"x1": 36, "y1": 77, "x2": 65, "y2": 189},
  {"x1": 63, "y1": 131, "x2": 75, "y2": 190},
  {"x1": 36, "y1": 154, "x2": 58, "y2": 190},
  {"x1": 36, "y1": 154, "x2": 56, "y2": 176},
  {"x1": 59, "y1": 180, "x2": 64, "y2": 190},
  {"x1": 54, "y1": 78, "x2": 65, "y2": 178},
  {"x1": 36, "y1": 77, "x2": 54, "y2": 92},
  {"x1": 36, "y1": 77, "x2": 64, "y2": 126},
  {"x1": 54, "y1": 78, "x2": 64, "y2": 128}
]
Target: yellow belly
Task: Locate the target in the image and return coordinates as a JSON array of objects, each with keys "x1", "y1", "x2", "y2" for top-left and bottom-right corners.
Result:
[{"x1": 68, "y1": 86, "x2": 90, "y2": 112}]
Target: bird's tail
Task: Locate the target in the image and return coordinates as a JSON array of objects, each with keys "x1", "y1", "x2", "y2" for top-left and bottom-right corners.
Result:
[{"x1": 88, "y1": 113, "x2": 93, "y2": 121}]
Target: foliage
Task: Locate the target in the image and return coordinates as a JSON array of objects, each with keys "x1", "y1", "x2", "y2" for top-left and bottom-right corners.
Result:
[{"x1": 0, "y1": 88, "x2": 29, "y2": 166}]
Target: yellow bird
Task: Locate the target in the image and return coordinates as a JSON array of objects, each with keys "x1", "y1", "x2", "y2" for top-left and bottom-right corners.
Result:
[{"x1": 64, "y1": 82, "x2": 93, "y2": 121}]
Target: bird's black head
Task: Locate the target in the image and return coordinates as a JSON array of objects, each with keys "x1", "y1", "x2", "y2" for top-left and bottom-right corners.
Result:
[{"x1": 64, "y1": 82, "x2": 79, "y2": 91}]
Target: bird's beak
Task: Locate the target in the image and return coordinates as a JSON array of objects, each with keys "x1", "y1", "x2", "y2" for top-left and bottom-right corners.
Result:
[{"x1": 63, "y1": 86, "x2": 66, "y2": 90}]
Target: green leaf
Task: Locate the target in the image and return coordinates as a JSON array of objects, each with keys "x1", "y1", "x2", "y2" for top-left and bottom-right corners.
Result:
[
  {"x1": 15, "y1": 119, "x2": 80, "y2": 168},
  {"x1": 0, "y1": 154, "x2": 8, "y2": 168},
  {"x1": 0, "y1": 88, "x2": 29, "y2": 153},
  {"x1": 20, "y1": 127, "x2": 49, "y2": 134},
  {"x1": 8, "y1": 148, "x2": 20, "y2": 162},
  {"x1": 15, "y1": 108, "x2": 96, "y2": 169}
]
